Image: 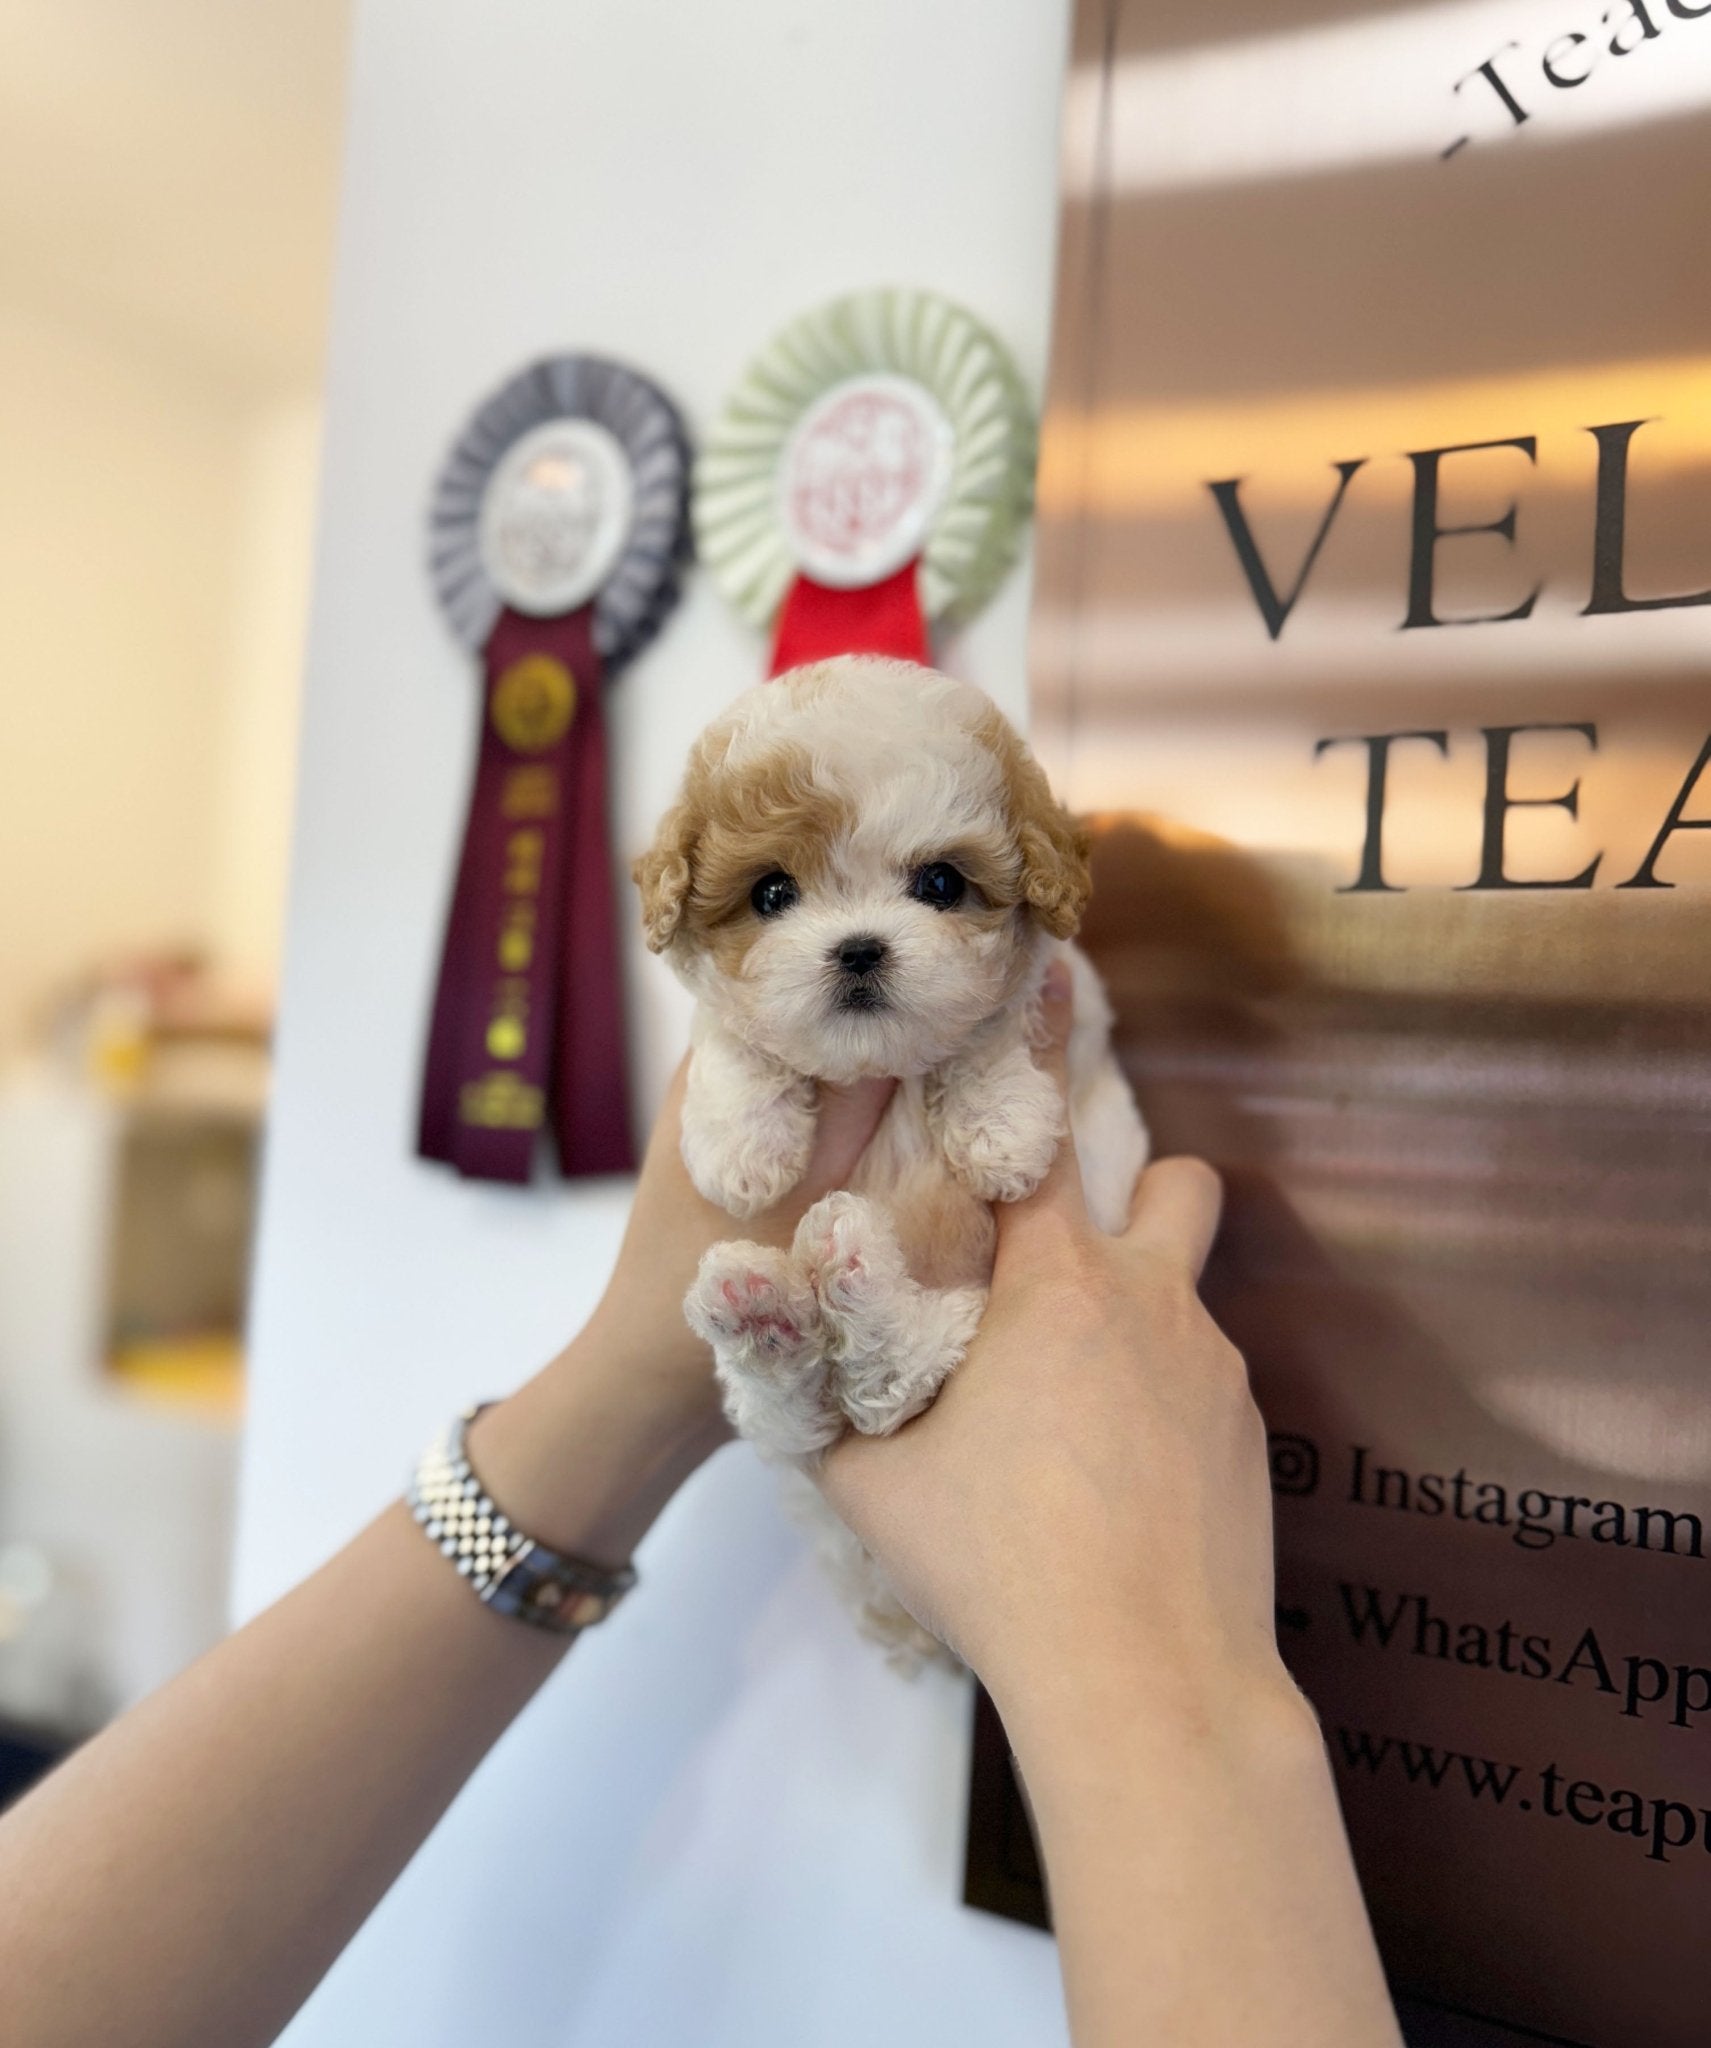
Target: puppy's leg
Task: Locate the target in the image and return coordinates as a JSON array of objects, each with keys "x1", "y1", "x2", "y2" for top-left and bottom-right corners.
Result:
[
  {"x1": 685, "y1": 1241, "x2": 840, "y2": 1460},
  {"x1": 794, "y1": 1193, "x2": 987, "y2": 1437},
  {"x1": 681, "y1": 1017, "x2": 816, "y2": 1221},
  {"x1": 1073, "y1": 1050, "x2": 1150, "y2": 1235},
  {"x1": 927, "y1": 1014, "x2": 1063, "y2": 1206},
  {"x1": 1060, "y1": 942, "x2": 1148, "y2": 1233}
]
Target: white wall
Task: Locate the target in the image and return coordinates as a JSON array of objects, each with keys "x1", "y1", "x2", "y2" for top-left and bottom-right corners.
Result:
[
  {"x1": 236, "y1": 4, "x2": 1073, "y2": 2043},
  {"x1": 207, "y1": 399, "x2": 323, "y2": 997},
  {"x1": 0, "y1": 300, "x2": 239, "y2": 1052},
  {"x1": 0, "y1": 373, "x2": 320, "y2": 1721},
  {"x1": 0, "y1": 298, "x2": 324, "y2": 1048},
  {"x1": 0, "y1": 0, "x2": 337, "y2": 1741}
]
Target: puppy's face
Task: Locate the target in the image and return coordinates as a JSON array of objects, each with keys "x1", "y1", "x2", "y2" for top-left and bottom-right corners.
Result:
[{"x1": 635, "y1": 661, "x2": 1089, "y2": 1083}]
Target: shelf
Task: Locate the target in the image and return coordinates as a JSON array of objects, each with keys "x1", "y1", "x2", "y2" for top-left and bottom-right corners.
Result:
[{"x1": 107, "y1": 1333, "x2": 244, "y2": 1422}]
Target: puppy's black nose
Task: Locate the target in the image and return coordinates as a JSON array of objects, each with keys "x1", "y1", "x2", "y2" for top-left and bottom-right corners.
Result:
[{"x1": 835, "y1": 935, "x2": 888, "y2": 976}]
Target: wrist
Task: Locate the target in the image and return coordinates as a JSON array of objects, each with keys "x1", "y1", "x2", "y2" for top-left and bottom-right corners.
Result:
[
  {"x1": 466, "y1": 1329, "x2": 726, "y2": 1570},
  {"x1": 992, "y1": 1627, "x2": 1317, "y2": 1806}
]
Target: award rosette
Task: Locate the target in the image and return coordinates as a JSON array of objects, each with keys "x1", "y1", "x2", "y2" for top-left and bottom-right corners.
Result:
[
  {"x1": 694, "y1": 288, "x2": 1036, "y2": 673},
  {"x1": 421, "y1": 355, "x2": 689, "y2": 1183}
]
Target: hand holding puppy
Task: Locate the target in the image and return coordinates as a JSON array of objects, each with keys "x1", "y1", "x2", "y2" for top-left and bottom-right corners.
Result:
[
  {"x1": 816, "y1": 965, "x2": 1272, "y2": 1717},
  {"x1": 814, "y1": 978, "x2": 1400, "y2": 2048}
]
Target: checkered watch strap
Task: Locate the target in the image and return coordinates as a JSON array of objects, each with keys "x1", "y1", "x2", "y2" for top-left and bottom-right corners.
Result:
[{"x1": 406, "y1": 1404, "x2": 637, "y2": 1634}]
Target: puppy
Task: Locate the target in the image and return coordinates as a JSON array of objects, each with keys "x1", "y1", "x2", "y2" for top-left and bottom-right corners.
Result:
[{"x1": 635, "y1": 656, "x2": 1148, "y2": 1660}]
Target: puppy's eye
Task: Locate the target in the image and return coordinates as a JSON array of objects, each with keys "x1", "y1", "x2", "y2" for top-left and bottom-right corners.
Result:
[
  {"x1": 750, "y1": 871, "x2": 799, "y2": 918},
  {"x1": 910, "y1": 862, "x2": 967, "y2": 910}
]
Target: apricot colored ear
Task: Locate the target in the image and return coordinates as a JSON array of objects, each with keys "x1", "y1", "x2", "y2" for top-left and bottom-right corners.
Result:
[
  {"x1": 633, "y1": 794, "x2": 701, "y2": 953},
  {"x1": 980, "y1": 707, "x2": 1091, "y2": 938},
  {"x1": 1017, "y1": 787, "x2": 1092, "y2": 939}
]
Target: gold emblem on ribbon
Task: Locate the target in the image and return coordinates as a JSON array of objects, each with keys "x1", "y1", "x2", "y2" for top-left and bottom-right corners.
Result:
[
  {"x1": 491, "y1": 654, "x2": 577, "y2": 754},
  {"x1": 500, "y1": 764, "x2": 559, "y2": 819},
  {"x1": 459, "y1": 1071, "x2": 545, "y2": 1131}
]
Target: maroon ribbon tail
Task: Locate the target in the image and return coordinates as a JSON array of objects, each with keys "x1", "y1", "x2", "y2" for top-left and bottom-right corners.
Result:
[
  {"x1": 419, "y1": 606, "x2": 615, "y2": 1183},
  {"x1": 417, "y1": 755, "x2": 487, "y2": 1169},
  {"x1": 551, "y1": 619, "x2": 636, "y2": 1177}
]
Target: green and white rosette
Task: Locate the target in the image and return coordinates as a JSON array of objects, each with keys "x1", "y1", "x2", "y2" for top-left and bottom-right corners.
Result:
[{"x1": 693, "y1": 288, "x2": 1036, "y2": 674}]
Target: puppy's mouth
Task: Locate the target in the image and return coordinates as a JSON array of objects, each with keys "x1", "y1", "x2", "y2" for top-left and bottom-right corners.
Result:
[{"x1": 832, "y1": 978, "x2": 890, "y2": 1016}]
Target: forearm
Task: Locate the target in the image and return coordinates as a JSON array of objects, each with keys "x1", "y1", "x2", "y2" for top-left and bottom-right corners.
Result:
[
  {"x1": 1003, "y1": 1655, "x2": 1403, "y2": 2048},
  {"x1": 0, "y1": 1333, "x2": 718, "y2": 2048}
]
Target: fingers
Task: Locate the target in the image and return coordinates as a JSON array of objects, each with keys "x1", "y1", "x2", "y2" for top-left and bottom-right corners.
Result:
[
  {"x1": 626, "y1": 1053, "x2": 694, "y2": 1206},
  {"x1": 645, "y1": 1054, "x2": 691, "y2": 1158},
  {"x1": 802, "y1": 1076, "x2": 897, "y2": 1200},
  {"x1": 996, "y1": 957, "x2": 1087, "y2": 1242},
  {"x1": 1125, "y1": 1156, "x2": 1224, "y2": 1281}
]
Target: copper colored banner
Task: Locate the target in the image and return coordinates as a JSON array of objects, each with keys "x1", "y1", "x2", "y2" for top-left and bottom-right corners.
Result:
[{"x1": 1016, "y1": 3, "x2": 1711, "y2": 2042}]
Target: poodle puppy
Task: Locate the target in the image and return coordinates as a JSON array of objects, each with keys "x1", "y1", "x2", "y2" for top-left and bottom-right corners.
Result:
[{"x1": 635, "y1": 656, "x2": 1148, "y2": 1660}]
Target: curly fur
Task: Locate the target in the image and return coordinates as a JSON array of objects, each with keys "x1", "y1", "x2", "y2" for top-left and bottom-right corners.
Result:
[{"x1": 636, "y1": 656, "x2": 1149, "y2": 1665}]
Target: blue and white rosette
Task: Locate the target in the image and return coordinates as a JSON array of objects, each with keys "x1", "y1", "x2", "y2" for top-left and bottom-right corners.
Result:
[
  {"x1": 419, "y1": 353, "x2": 691, "y2": 1185},
  {"x1": 429, "y1": 353, "x2": 691, "y2": 673}
]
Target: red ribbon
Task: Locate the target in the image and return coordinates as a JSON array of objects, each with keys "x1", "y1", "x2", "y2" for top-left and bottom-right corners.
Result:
[
  {"x1": 768, "y1": 559, "x2": 929, "y2": 675},
  {"x1": 419, "y1": 605, "x2": 635, "y2": 1183}
]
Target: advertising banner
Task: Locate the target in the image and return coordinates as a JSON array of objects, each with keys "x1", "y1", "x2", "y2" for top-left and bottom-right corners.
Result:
[{"x1": 1012, "y1": 4, "x2": 1711, "y2": 2040}]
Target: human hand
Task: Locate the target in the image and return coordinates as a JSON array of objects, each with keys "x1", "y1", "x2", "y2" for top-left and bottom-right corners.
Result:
[
  {"x1": 580, "y1": 1055, "x2": 896, "y2": 1435},
  {"x1": 816, "y1": 966, "x2": 1289, "y2": 1743},
  {"x1": 474, "y1": 1057, "x2": 893, "y2": 1564}
]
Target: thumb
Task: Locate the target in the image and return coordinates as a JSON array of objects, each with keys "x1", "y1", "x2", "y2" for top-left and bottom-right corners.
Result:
[
  {"x1": 1125, "y1": 1155, "x2": 1224, "y2": 1281},
  {"x1": 801, "y1": 1076, "x2": 896, "y2": 1201}
]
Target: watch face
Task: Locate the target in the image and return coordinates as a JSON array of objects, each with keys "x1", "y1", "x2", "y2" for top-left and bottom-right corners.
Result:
[
  {"x1": 478, "y1": 418, "x2": 636, "y2": 616},
  {"x1": 777, "y1": 373, "x2": 954, "y2": 588},
  {"x1": 484, "y1": 1543, "x2": 631, "y2": 1631}
]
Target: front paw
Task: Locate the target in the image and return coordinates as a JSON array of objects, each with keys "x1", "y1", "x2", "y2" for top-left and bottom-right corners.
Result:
[
  {"x1": 686, "y1": 1242, "x2": 821, "y2": 1364},
  {"x1": 681, "y1": 1091, "x2": 815, "y2": 1219},
  {"x1": 936, "y1": 1062, "x2": 1063, "y2": 1204},
  {"x1": 686, "y1": 1243, "x2": 838, "y2": 1460},
  {"x1": 793, "y1": 1190, "x2": 901, "y2": 1327}
]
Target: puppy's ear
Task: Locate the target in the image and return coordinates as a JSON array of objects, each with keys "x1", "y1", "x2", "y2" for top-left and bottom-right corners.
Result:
[
  {"x1": 983, "y1": 709, "x2": 1092, "y2": 939},
  {"x1": 1017, "y1": 779, "x2": 1092, "y2": 939},
  {"x1": 633, "y1": 789, "x2": 703, "y2": 953}
]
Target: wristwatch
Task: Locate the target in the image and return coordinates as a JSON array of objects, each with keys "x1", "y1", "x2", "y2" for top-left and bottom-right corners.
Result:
[{"x1": 406, "y1": 1405, "x2": 638, "y2": 1634}]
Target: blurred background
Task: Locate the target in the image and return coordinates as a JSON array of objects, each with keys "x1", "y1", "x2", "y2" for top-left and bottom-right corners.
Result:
[{"x1": 0, "y1": 0, "x2": 349, "y2": 1793}]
